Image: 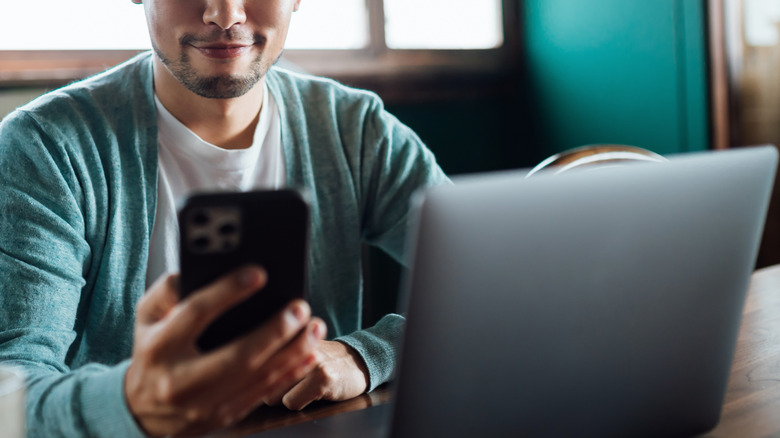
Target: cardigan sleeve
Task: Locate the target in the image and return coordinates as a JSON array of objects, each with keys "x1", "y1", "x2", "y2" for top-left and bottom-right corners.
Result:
[
  {"x1": 0, "y1": 110, "x2": 146, "y2": 438},
  {"x1": 335, "y1": 97, "x2": 450, "y2": 391}
]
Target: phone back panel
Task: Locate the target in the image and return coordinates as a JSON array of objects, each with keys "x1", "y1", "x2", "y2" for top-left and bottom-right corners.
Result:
[{"x1": 179, "y1": 189, "x2": 309, "y2": 351}]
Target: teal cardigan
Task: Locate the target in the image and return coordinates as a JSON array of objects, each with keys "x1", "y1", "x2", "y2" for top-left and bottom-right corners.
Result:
[{"x1": 0, "y1": 53, "x2": 448, "y2": 437}]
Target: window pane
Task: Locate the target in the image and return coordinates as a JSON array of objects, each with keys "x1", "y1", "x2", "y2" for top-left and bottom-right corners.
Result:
[
  {"x1": 0, "y1": 1, "x2": 149, "y2": 50},
  {"x1": 0, "y1": 1, "x2": 368, "y2": 51},
  {"x1": 384, "y1": 0, "x2": 504, "y2": 49},
  {"x1": 287, "y1": 0, "x2": 369, "y2": 49}
]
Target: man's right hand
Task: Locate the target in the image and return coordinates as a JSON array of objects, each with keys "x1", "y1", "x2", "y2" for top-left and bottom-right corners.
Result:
[{"x1": 124, "y1": 266, "x2": 326, "y2": 437}]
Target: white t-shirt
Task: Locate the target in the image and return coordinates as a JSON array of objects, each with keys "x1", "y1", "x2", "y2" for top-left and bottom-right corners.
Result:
[{"x1": 146, "y1": 86, "x2": 285, "y2": 287}]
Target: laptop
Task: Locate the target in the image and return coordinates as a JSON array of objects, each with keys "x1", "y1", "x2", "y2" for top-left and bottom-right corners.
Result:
[{"x1": 255, "y1": 146, "x2": 777, "y2": 438}]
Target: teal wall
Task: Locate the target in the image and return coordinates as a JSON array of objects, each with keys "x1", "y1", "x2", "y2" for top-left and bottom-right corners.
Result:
[{"x1": 523, "y1": 0, "x2": 709, "y2": 157}]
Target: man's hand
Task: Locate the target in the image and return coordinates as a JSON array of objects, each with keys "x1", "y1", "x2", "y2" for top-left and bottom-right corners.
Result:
[
  {"x1": 271, "y1": 340, "x2": 370, "y2": 410},
  {"x1": 124, "y1": 266, "x2": 327, "y2": 437}
]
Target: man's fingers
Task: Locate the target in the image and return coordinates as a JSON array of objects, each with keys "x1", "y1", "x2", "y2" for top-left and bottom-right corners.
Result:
[
  {"x1": 282, "y1": 340, "x2": 370, "y2": 410},
  {"x1": 137, "y1": 274, "x2": 182, "y2": 324},
  {"x1": 257, "y1": 319, "x2": 327, "y2": 406},
  {"x1": 162, "y1": 265, "x2": 267, "y2": 344},
  {"x1": 181, "y1": 317, "x2": 325, "y2": 423},
  {"x1": 214, "y1": 319, "x2": 327, "y2": 419},
  {"x1": 216, "y1": 354, "x2": 319, "y2": 425},
  {"x1": 156, "y1": 301, "x2": 316, "y2": 405},
  {"x1": 281, "y1": 372, "x2": 324, "y2": 411}
]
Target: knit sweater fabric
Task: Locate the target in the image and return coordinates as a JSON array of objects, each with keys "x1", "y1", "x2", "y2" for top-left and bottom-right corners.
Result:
[{"x1": 0, "y1": 52, "x2": 448, "y2": 437}]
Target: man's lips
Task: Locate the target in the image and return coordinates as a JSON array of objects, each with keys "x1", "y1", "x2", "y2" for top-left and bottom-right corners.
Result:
[{"x1": 192, "y1": 44, "x2": 253, "y2": 59}]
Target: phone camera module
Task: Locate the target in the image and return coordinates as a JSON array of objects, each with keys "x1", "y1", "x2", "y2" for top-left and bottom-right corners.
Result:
[{"x1": 186, "y1": 206, "x2": 242, "y2": 254}]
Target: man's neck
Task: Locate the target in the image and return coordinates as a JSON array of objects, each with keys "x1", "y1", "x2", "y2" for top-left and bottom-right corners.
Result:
[{"x1": 152, "y1": 58, "x2": 264, "y2": 150}]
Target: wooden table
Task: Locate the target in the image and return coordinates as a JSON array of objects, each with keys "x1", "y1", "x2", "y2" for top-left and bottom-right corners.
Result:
[
  {"x1": 224, "y1": 265, "x2": 780, "y2": 437},
  {"x1": 221, "y1": 387, "x2": 392, "y2": 437},
  {"x1": 701, "y1": 264, "x2": 780, "y2": 437}
]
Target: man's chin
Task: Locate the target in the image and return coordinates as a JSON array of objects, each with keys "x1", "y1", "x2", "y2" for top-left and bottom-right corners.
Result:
[
  {"x1": 186, "y1": 75, "x2": 259, "y2": 99},
  {"x1": 154, "y1": 45, "x2": 266, "y2": 99}
]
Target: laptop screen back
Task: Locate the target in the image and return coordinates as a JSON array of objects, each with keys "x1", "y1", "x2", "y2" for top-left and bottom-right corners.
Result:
[{"x1": 391, "y1": 146, "x2": 777, "y2": 437}]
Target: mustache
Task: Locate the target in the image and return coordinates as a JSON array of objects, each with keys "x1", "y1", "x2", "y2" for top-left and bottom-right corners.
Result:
[{"x1": 180, "y1": 28, "x2": 266, "y2": 46}]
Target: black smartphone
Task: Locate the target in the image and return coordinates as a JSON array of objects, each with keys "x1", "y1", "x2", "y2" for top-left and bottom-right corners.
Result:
[{"x1": 178, "y1": 189, "x2": 310, "y2": 352}]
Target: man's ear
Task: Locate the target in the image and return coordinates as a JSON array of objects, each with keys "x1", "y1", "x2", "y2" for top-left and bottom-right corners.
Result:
[{"x1": 293, "y1": 0, "x2": 301, "y2": 12}]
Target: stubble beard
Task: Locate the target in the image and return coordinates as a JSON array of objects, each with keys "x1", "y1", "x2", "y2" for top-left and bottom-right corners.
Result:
[{"x1": 152, "y1": 31, "x2": 278, "y2": 99}]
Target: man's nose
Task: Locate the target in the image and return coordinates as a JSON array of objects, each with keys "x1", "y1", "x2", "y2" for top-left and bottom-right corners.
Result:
[{"x1": 203, "y1": 0, "x2": 247, "y2": 30}]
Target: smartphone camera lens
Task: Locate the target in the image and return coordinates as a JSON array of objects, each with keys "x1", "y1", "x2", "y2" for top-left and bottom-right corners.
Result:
[
  {"x1": 193, "y1": 236, "x2": 211, "y2": 251},
  {"x1": 186, "y1": 206, "x2": 241, "y2": 255},
  {"x1": 192, "y1": 210, "x2": 210, "y2": 226},
  {"x1": 219, "y1": 223, "x2": 237, "y2": 236}
]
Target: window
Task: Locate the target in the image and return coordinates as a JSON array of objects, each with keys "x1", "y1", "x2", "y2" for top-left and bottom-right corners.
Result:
[
  {"x1": 287, "y1": 0, "x2": 370, "y2": 49},
  {"x1": 0, "y1": 1, "x2": 516, "y2": 85},
  {"x1": 284, "y1": 0, "x2": 512, "y2": 80},
  {"x1": 743, "y1": 0, "x2": 780, "y2": 46},
  {"x1": 383, "y1": 0, "x2": 503, "y2": 49},
  {"x1": 0, "y1": 2, "x2": 149, "y2": 50}
]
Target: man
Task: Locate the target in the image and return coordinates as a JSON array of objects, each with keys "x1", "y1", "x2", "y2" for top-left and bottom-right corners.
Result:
[{"x1": 0, "y1": 0, "x2": 447, "y2": 436}]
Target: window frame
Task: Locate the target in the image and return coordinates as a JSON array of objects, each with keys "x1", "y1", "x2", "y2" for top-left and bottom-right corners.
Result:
[{"x1": 0, "y1": 0, "x2": 520, "y2": 98}]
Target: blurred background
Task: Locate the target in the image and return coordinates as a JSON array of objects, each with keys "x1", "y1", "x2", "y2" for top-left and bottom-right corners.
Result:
[{"x1": 0, "y1": 0, "x2": 777, "y2": 323}]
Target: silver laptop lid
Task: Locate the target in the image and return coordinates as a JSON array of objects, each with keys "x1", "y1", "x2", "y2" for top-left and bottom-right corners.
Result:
[{"x1": 392, "y1": 146, "x2": 777, "y2": 438}]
